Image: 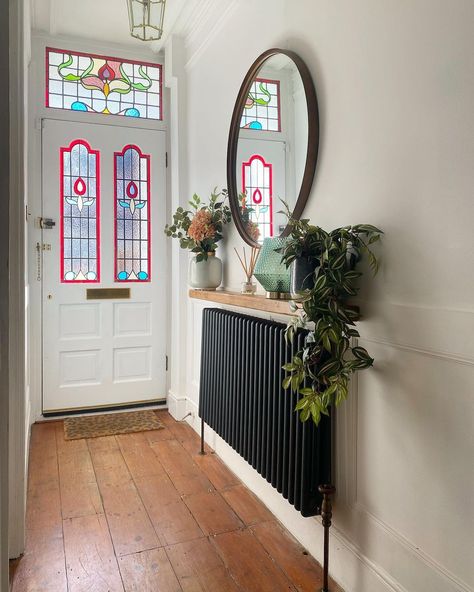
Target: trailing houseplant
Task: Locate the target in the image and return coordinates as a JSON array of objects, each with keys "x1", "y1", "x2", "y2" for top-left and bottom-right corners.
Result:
[
  {"x1": 164, "y1": 188, "x2": 231, "y2": 289},
  {"x1": 278, "y1": 207, "x2": 383, "y2": 426}
]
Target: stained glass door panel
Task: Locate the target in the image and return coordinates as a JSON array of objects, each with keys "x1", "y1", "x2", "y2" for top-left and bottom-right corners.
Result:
[
  {"x1": 60, "y1": 139, "x2": 100, "y2": 282},
  {"x1": 242, "y1": 154, "x2": 274, "y2": 240},
  {"x1": 42, "y1": 119, "x2": 167, "y2": 413},
  {"x1": 114, "y1": 145, "x2": 151, "y2": 281},
  {"x1": 237, "y1": 138, "x2": 286, "y2": 243},
  {"x1": 46, "y1": 48, "x2": 162, "y2": 120}
]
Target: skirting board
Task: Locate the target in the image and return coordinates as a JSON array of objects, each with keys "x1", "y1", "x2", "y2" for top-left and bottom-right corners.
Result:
[
  {"x1": 167, "y1": 396, "x2": 472, "y2": 592},
  {"x1": 167, "y1": 390, "x2": 187, "y2": 421}
]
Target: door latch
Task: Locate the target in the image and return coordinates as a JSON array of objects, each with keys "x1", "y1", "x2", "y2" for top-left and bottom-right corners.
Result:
[{"x1": 40, "y1": 217, "x2": 56, "y2": 229}]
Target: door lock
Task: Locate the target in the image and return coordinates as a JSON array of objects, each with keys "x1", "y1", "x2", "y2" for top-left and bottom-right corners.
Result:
[{"x1": 40, "y1": 217, "x2": 56, "y2": 229}]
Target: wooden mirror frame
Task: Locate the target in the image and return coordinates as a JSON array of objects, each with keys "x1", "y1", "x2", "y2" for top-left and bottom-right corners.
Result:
[{"x1": 227, "y1": 48, "x2": 319, "y2": 247}]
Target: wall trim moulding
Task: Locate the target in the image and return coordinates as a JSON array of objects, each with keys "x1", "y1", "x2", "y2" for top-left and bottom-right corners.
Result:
[
  {"x1": 335, "y1": 340, "x2": 471, "y2": 592},
  {"x1": 184, "y1": 0, "x2": 239, "y2": 71},
  {"x1": 358, "y1": 300, "x2": 474, "y2": 363},
  {"x1": 31, "y1": 31, "x2": 164, "y2": 65},
  {"x1": 362, "y1": 336, "x2": 474, "y2": 367},
  {"x1": 350, "y1": 501, "x2": 473, "y2": 592}
]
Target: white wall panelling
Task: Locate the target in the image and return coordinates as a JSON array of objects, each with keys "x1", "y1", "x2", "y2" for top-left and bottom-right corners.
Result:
[{"x1": 174, "y1": 2, "x2": 474, "y2": 591}]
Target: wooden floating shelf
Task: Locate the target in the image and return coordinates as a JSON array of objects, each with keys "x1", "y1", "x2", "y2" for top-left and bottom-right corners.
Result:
[
  {"x1": 189, "y1": 289, "x2": 295, "y2": 316},
  {"x1": 189, "y1": 289, "x2": 360, "y2": 319}
]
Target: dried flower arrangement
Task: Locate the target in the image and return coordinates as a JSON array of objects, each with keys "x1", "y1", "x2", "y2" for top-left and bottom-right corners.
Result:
[{"x1": 164, "y1": 188, "x2": 232, "y2": 261}]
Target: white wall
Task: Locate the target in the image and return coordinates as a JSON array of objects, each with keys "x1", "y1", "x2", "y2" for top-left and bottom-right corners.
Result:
[
  {"x1": 8, "y1": 0, "x2": 30, "y2": 561},
  {"x1": 172, "y1": 1, "x2": 474, "y2": 591},
  {"x1": 0, "y1": 0, "x2": 10, "y2": 586}
]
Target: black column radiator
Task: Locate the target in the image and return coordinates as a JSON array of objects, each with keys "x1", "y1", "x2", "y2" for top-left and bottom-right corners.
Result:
[{"x1": 198, "y1": 308, "x2": 331, "y2": 517}]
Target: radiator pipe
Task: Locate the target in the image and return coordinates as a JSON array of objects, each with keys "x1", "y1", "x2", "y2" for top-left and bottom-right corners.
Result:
[
  {"x1": 199, "y1": 417, "x2": 206, "y2": 455},
  {"x1": 319, "y1": 484, "x2": 336, "y2": 592}
]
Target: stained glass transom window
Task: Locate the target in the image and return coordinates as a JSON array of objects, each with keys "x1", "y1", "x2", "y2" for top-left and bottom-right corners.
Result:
[
  {"x1": 60, "y1": 140, "x2": 100, "y2": 282},
  {"x1": 240, "y1": 78, "x2": 281, "y2": 132},
  {"x1": 242, "y1": 154, "x2": 273, "y2": 241},
  {"x1": 115, "y1": 145, "x2": 151, "y2": 282},
  {"x1": 46, "y1": 48, "x2": 162, "y2": 120}
]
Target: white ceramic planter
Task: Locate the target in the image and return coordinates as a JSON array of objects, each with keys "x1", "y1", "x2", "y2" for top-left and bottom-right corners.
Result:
[{"x1": 188, "y1": 252, "x2": 222, "y2": 290}]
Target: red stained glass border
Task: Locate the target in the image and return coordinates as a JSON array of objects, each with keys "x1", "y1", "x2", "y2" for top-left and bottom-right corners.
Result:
[
  {"x1": 60, "y1": 139, "x2": 101, "y2": 283},
  {"x1": 241, "y1": 153, "x2": 274, "y2": 238},
  {"x1": 113, "y1": 144, "x2": 152, "y2": 283},
  {"x1": 45, "y1": 47, "x2": 163, "y2": 121}
]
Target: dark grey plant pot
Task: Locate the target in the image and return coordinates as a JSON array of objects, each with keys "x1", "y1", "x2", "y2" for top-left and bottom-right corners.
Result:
[{"x1": 290, "y1": 258, "x2": 318, "y2": 298}]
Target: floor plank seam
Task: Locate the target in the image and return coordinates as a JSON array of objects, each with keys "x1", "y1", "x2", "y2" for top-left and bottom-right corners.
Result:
[
  {"x1": 54, "y1": 422, "x2": 70, "y2": 592},
  {"x1": 85, "y1": 435, "x2": 128, "y2": 592}
]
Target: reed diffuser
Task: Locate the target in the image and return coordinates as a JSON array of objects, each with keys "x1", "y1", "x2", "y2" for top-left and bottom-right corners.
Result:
[{"x1": 234, "y1": 247, "x2": 259, "y2": 294}]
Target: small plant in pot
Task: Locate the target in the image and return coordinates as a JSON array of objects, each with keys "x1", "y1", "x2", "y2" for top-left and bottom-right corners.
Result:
[
  {"x1": 164, "y1": 188, "x2": 231, "y2": 290},
  {"x1": 278, "y1": 210, "x2": 383, "y2": 426}
]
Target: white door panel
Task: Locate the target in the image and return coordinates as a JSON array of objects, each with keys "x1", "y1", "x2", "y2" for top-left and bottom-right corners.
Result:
[{"x1": 42, "y1": 119, "x2": 167, "y2": 412}]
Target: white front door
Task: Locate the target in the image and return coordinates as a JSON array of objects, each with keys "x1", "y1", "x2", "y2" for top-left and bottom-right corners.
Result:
[{"x1": 42, "y1": 119, "x2": 167, "y2": 413}]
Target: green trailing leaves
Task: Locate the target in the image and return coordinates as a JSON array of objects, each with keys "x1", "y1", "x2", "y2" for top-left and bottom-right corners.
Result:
[{"x1": 278, "y1": 210, "x2": 383, "y2": 426}]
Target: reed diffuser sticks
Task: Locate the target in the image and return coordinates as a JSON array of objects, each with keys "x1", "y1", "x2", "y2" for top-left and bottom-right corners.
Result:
[{"x1": 234, "y1": 246, "x2": 259, "y2": 282}]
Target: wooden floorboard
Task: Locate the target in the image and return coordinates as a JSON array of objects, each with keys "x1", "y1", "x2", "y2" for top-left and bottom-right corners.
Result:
[
  {"x1": 221, "y1": 483, "x2": 274, "y2": 526},
  {"x1": 135, "y1": 473, "x2": 204, "y2": 546},
  {"x1": 63, "y1": 514, "x2": 124, "y2": 592},
  {"x1": 212, "y1": 528, "x2": 297, "y2": 592},
  {"x1": 11, "y1": 411, "x2": 342, "y2": 592},
  {"x1": 165, "y1": 537, "x2": 240, "y2": 592},
  {"x1": 119, "y1": 548, "x2": 182, "y2": 592},
  {"x1": 183, "y1": 490, "x2": 243, "y2": 536},
  {"x1": 98, "y1": 479, "x2": 160, "y2": 557},
  {"x1": 56, "y1": 424, "x2": 103, "y2": 519},
  {"x1": 11, "y1": 525, "x2": 68, "y2": 592}
]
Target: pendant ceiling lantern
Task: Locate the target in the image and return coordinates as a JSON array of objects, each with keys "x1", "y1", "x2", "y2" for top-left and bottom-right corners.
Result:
[{"x1": 127, "y1": 0, "x2": 167, "y2": 42}]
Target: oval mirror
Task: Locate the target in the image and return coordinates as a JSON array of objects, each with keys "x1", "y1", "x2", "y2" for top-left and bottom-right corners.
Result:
[{"x1": 227, "y1": 48, "x2": 319, "y2": 247}]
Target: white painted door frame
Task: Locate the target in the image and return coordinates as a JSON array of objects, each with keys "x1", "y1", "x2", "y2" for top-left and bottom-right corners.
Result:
[
  {"x1": 41, "y1": 120, "x2": 167, "y2": 412},
  {"x1": 7, "y1": 0, "x2": 28, "y2": 566},
  {"x1": 27, "y1": 34, "x2": 169, "y2": 421},
  {"x1": 1, "y1": 1, "x2": 12, "y2": 585}
]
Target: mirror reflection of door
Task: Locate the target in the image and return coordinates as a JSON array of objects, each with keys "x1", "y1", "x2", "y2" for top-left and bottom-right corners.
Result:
[
  {"x1": 236, "y1": 58, "x2": 308, "y2": 243},
  {"x1": 237, "y1": 139, "x2": 285, "y2": 241},
  {"x1": 42, "y1": 119, "x2": 167, "y2": 413}
]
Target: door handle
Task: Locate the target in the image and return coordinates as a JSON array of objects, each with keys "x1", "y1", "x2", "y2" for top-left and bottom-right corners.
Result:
[{"x1": 40, "y1": 217, "x2": 56, "y2": 229}]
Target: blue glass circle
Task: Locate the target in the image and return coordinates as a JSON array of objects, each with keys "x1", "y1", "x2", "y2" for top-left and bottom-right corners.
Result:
[
  {"x1": 249, "y1": 121, "x2": 263, "y2": 130},
  {"x1": 137, "y1": 271, "x2": 148, "y2": 280},
  {"x1": 71, "y1": 101, "x2": 88, "y2": 112},
  {"x1": 117, "y1": 271, "x2": 128, "y2": 280},
  {"x1": 125, "y1": 108, "x2": 140, "y2": 118}
]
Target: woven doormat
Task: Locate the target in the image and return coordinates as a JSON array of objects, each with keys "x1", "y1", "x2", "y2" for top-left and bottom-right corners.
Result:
[{"x1": 63, "y1": 410, "x2": 164, "y2": 440}]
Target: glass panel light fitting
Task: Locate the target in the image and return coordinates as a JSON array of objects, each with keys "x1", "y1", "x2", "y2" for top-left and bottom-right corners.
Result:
[
  {"x1": 114, "y1": 145, "x2": 151, "y2": 282},
  {"x1": 60, "y1": 139, "x2": 100, "y2": 283},
  {"x1": 46, "y1": 48, "x2": 162, "y2": 120},
  {"x1": 240, "y1": 78, "x2": 281, "y2": 132},
  {"x1": 242, "y1": 154, "x2": 274, "y2": 242},
  {"x1": 127, "y1": 0, "x2": 166, "y2": 42}
]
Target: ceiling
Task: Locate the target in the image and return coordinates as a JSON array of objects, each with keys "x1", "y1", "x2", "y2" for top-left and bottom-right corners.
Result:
[{"x1": 31, "y1": 0, "x2": 200, "y2": 53}]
